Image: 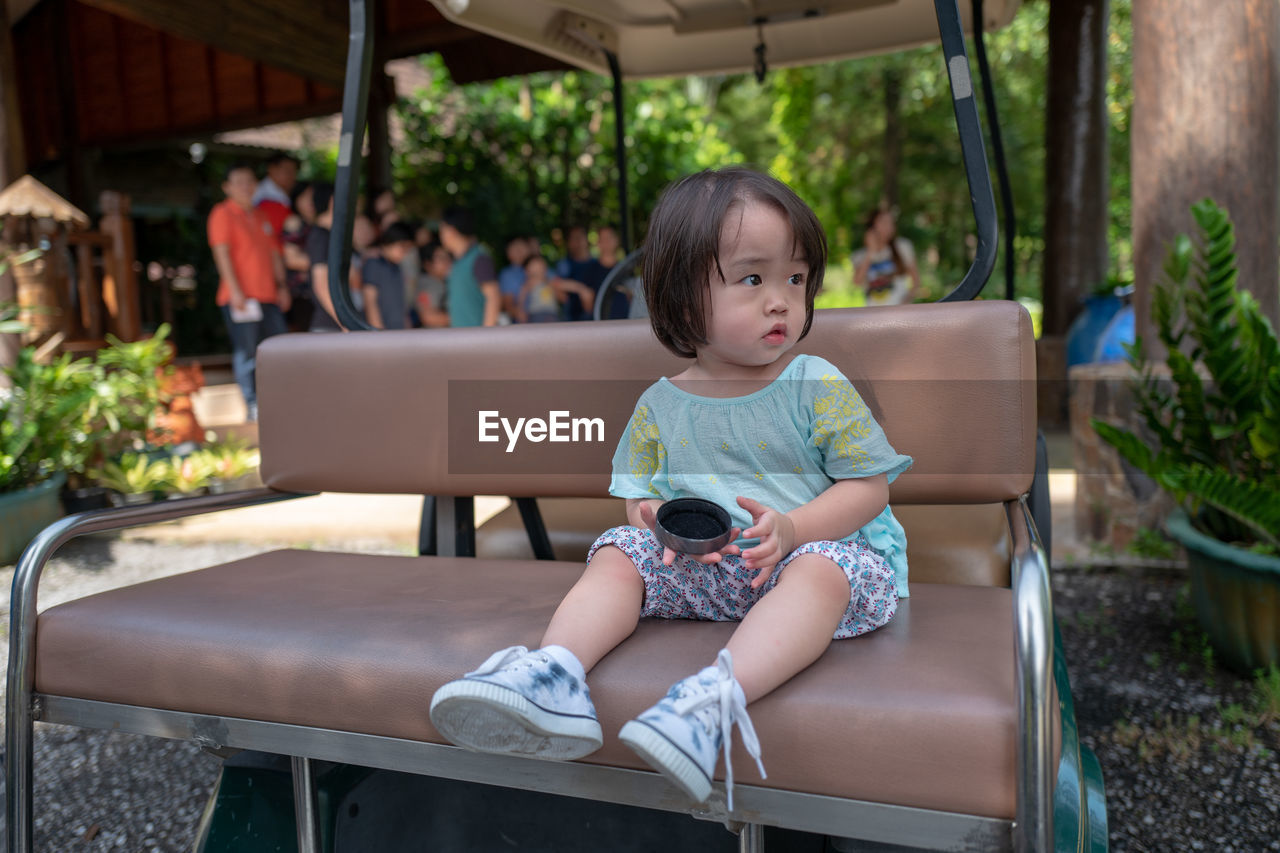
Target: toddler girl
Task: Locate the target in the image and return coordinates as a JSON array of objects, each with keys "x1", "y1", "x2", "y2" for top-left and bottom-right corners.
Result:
[{"x1": 431, "y1": 167, "x2": 911, "y2": 810}]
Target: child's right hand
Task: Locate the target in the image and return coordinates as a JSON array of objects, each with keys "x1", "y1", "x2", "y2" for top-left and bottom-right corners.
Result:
[{"x1": 636, "y1": 501, "x2": 741, "y2": 567}]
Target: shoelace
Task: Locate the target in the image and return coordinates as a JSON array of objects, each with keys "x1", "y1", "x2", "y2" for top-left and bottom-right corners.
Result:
[
  {"x1": 466, "y1": 645, "x2": 534, "y2": 677},
  {"x1": 669, "y1": 648, "x2": 766, "y2": 811}
]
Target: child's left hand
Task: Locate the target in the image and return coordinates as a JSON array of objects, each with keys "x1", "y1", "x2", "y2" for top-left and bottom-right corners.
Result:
[{"x1": 737, "y1": 496, "x2": 797, "y2": 589}]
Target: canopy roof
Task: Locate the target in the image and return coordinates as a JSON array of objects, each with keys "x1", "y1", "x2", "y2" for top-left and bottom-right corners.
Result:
[
  {"x1": 426, "y1": 0, "x2": 1020, "y2": 79},
  {"x1": 6, "y1": 0, "x2": 568, "y2": 170},
  {"x1": 0, "y1": 174, "x2": 90, "y2": 226}
]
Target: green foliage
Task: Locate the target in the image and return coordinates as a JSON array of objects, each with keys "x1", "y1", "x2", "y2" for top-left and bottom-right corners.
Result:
[
  {"x1": 0, "y1": 349, "x2": 96, "y2": 492},
  {"x1": 385, "y1": 0, "x2": 1132, "y2": 304},
  {"x1": 91, "y1": 453, "x2": 171, "y2": 497},
  {"x1": 1092, "y1": 199, "x2": 1280, "y2": 553},
  {"x1": 1128, "y1": 526, "x2": 1177, "y2": 560},
  {"x1": 0, "y1": 326, "x2": 175, "y2": 494}
]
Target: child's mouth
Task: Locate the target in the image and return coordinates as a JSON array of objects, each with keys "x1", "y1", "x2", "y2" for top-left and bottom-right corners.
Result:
[{"x1": 763, "y1": 325, "x2": 787, "y2": 344}]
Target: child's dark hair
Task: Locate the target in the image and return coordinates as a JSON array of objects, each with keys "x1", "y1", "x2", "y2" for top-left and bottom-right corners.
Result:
[{"x1": 643, "y1": 167, "x2": 827, "y2": 359}]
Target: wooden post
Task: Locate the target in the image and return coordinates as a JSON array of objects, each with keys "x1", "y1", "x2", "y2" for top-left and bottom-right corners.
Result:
[
  {"x1": 366, "y1": 68, "x2": 394, "y2": 198},
  {"x1": 0, "y1": 0, "x2": 26, "y2": 191},
  {"x1": 1132, "y1": 0, "x2": 1280, "y2": 337},
  {"x1": 98, "y1": 190, "x2": 141, "y2": 341}
]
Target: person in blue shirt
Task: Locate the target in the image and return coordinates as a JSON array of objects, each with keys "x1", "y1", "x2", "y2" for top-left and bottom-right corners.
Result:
[
  {"x1": 430, "y1": 167, "x2": 911, "y2": 811},
  {"x1": 555, "y1": 225, "x2": 605, "y2": 321},
  {"x1": 498, "y1": 235, "x2": 532, "y2": 321}
]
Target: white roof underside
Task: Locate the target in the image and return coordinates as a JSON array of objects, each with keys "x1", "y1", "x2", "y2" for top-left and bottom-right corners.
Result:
[{"x1": 425, "y1": 0, "x2": 1021, "y2": 79}]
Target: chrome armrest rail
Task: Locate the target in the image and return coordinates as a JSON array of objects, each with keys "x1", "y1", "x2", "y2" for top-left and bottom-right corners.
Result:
[
  {"x1": 5, "y1": 487, "x2": 310, "y2": 853},
  {"x1": 1006, "y1": 495, "x2": 1055, "y2": 853}
]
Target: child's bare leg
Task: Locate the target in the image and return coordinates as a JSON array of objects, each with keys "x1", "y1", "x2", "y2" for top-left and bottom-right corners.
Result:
[
  {"x1": 541, "y1": 545, "x2": 644, "y2": 672},
  {"x1": 726, "y1": 554, "x2": 849, "y2": 702}
]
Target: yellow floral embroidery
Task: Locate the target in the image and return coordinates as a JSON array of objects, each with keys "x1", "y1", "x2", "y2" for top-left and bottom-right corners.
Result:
[
  {"x1": 793, "y1": 465, "x2": 804, "y2": 474},
  {"x1": 627, "y1": 406, "x2": 664, "y2": 492},
  {"x1": 812, "y1": 374, "x2": 873, "y2": 468},
  {"x1": 758, "y1": 441, "x2": 768, "y2": 451},
  {"x1": 754, "y1": 471, "x2": 763, "y2": 481}
]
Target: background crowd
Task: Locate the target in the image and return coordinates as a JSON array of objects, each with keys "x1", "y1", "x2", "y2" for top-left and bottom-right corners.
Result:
[{"x1": 207, "y1": 153, "x2": 632, "y2": 417}]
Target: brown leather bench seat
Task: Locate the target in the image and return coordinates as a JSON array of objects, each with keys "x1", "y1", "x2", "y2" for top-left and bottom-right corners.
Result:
[{"x1": 35, "y1": 549, "x2": 1019, "y2": 819}]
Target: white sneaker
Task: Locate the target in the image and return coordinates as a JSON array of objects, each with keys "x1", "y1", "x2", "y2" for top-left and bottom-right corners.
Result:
[
  {"x1": 618, "y1": 649, "x2": 766, "y2": 810},
  {"x1": 430, "y1": 646, "x2": 604, "y2": 760}
]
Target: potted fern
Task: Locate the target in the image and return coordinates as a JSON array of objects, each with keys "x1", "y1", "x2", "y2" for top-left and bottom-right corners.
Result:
[{"x1": 1092, "y1": 199, "x2": 1279, "y2": 673}]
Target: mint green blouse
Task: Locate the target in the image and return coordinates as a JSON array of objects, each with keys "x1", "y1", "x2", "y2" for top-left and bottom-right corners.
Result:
[{"x1": 609, "y1": 354, "x2": 914, "y2": 597}]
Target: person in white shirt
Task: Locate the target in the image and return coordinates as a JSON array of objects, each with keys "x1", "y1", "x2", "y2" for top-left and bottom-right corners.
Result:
[{"x1": 851, "y1": 208, "x2": 921, "y2": 306}]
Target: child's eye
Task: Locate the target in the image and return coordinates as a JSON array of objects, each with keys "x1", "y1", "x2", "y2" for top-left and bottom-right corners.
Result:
[
  {"x1": 741, "y1": 274, "x2": 763, "y2": 286},
  {"x1": 788, "y1": 274, "x2": 805, "y2": 286}
]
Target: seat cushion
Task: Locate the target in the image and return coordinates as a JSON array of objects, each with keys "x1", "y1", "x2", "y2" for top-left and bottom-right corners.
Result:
[
  {"x1": 478, "y1": 498, "x2": 1012, "y2": 587},
  {"x1": 36, "y1": 550, "x2": 1021, "y2": 818}
]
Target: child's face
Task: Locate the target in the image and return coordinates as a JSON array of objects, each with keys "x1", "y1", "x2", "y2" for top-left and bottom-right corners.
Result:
[
  {"x1": 384, "y1": 240, "x2": 414, "y2": 264},
  {"x1": 699, "y1": 202, "x2": 808, "y2": 374},
  {"x1": 524, "y1": 257, "x2": 548, "y2": 281}
]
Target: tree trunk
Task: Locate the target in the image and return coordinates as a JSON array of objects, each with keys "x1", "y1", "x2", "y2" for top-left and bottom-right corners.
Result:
[
  {"x1": 1042, "y1": 0, "x2": 1111, "y2": 338},
  {"x1": 882, "y1": 66, "x2": 903, "y2": 211},
  {"x1": 1132, "y1": 0, "x2": 1280, "y2": 336}
]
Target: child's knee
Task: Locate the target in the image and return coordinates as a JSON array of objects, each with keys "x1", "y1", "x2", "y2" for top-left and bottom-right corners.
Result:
[
  {"x1": 588, "y1": 545, "x2": 645, "y2": 583},
  {"x1": 775, "y1": 553, "x2": 849, "y2": 595}
]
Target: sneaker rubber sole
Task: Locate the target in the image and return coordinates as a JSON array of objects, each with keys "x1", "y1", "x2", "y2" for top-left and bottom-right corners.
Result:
[
  {"x1": 430, "y1": 679, "x2": 603, "y2": 760},
  {"x1": 618, "y1": 719, "x2": 712, "y2": 803}
]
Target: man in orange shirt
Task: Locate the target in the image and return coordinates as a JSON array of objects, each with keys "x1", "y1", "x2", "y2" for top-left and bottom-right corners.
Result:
[{"x1": 208, "y1": 163, "x2": 290, "y2": 422}]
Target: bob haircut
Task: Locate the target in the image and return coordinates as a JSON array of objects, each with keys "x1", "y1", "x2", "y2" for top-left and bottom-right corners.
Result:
[{"x1": 643, "y1": 167, "x2": 827, "y2": 359}]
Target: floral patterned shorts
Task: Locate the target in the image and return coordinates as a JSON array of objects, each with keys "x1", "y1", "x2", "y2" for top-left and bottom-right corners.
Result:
[{"x1": 587, "y1": 526, "x2": 899, "y2": 640}]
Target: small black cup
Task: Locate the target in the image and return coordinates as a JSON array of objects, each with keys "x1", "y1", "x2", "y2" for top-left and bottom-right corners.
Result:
[{"x1": 653, "y1": 498, "x2": 735, "y2": 555}]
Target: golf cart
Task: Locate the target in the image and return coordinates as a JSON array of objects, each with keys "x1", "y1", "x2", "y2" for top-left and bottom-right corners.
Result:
[{"x1": 6, "y1": 2, "x2": 1107, "y2": 852}]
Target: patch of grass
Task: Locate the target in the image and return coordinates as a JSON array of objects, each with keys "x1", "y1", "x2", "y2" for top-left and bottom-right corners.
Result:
[
  {"x1": 1253, "y1": 664, "x2": 1280, "y2": 724},
  {"x1": 1111, "y1": 707, "x2": 1270, "y2": 763},
  {"x1": 1127, "y1": 526, "x2": 1178, "y2": 560}
]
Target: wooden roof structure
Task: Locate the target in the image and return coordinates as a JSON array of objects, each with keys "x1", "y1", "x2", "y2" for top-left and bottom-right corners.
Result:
[
  {"x1": 5, "y1": 0, "x2": 568, "y2": 172},
  {"x1": 0, "y1": 173, "x2": 89, "y2": 225}
]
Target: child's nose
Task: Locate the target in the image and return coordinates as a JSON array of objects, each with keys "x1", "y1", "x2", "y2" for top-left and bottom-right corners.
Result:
[{"x1": 764, "y1": 283, "x2": 789, "y2": 311}]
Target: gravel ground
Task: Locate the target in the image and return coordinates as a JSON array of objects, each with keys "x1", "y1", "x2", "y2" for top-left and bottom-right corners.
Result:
[
  {"x1": 1054, "y1": 566, "x2": 1280, "y2": 852},
  {"x1": 1, "y1": 535, "x2": 1277, "y2": 851}
]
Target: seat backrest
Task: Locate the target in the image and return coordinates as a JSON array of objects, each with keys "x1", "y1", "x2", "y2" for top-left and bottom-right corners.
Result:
[{"x1": 258, "y1": 301, "x2": 1036, "y2": 505}]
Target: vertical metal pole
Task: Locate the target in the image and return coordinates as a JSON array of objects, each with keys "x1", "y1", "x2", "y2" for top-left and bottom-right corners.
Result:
[
  {"x1": 329, "y1": 0, "x2": 375, "y2": 331},
  {"x1": 933, "y1": 0, "x2": 998, "y2": 302},
  {"x1": 291, "y1": 756, "x2": 322, "y2": 853},
  {"x1": 738, "y1": 823, "x2": 765, "y2": 853},
  {"x1": 4, "y1": 527, "x2": 64, "y2": 853},
  {"x1": 972, "y1": 0, "x2": 1018, "y2": 301},
  {"x1": 515, "y1": 497, "x2": 556, "y2": 560},
  {"x1": 454, "y1": 496, "x2": 476, "y2": 558},
  {"x1": 418, "y1": 495, "x2": 437, "y2": 556},
  {"x1": 604, "y1": 49, "x2": 633, "y2": 254}
]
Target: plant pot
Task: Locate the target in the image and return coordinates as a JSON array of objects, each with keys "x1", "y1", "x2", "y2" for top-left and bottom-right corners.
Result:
[
  {"x1": 61, "y1": 484, "x2": 113, "y2": 514},
  {"x1": 0, "y1": 472, "x2": 67, "y2": 565},
  {"x1": 108, "y1": 491, "x2": 159, "y2": 508},
  {"x1": 1166, "y1": 508, "x2": 1280, "y2": 674}
]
